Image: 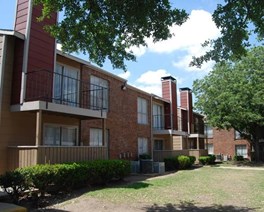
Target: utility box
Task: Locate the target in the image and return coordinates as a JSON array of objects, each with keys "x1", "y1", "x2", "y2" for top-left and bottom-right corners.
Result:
[
  {"x1": 153, "y1": 162, "x2": 165, "y2": 174},
  {"x1": 131, "y1": 161, "x2": 140, "y2": 173},
  {"x1": 140, "y1": 159, "x2": 153, "y2": 173}
]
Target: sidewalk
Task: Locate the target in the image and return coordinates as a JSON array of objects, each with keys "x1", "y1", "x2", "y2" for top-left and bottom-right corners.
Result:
[
  {"x1": 216, "y1": 166, "x2": 264, "y2": 171},
  {"x1": 0, "y1": 202, "x2": 27, "y2": 212}
]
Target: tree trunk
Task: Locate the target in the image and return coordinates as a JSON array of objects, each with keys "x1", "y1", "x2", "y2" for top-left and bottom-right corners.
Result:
[
  {"x1": 253, "y1": 140, "x2": 260, "y2": 162},
  {"x1": 253, "y1": 126, "x2": 264, "y2": 162}
]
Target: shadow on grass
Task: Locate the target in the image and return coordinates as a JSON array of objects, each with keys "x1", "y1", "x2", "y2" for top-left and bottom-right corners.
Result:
[{"x1": 144, "y1": 201, "x2": 258, "y2": 212}]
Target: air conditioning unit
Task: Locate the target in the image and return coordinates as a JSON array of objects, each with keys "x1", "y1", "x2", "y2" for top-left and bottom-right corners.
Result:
[
  {"x1": 153, "y1": 162, "x2": 165, "y2": 174},
  {"x1": 130, "y1": 161, "x2": 140, "y2": 173}
]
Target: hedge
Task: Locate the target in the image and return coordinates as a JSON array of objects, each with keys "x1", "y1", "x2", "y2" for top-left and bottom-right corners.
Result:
[
  {"x1": 164, "y1": 155, "x2": 196, "y2": 171},
  {"x1": 0, "y1": 159, "x2": 130, "y2": 201},
  {"x1": 233, "y1": 155, "x2": 244, "y2": 161},
  {"x1": 199, "y1": 154, "x2": 216, "y2": 165}
]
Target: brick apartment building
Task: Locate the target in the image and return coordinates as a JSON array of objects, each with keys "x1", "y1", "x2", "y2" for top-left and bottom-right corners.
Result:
[
  {"x1": 205, "y1": 126, "x2": 251, "y2": 160},
  {"x1": 0, "y1": 0, "x2": 207, "y2": 174}
]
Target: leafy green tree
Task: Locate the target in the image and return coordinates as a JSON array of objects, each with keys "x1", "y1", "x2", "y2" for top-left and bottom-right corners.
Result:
[
  {"x1": 193, "y1": 47, "x2": 264, "y2": 161},
  {"x1": 34, "y1": 0, "x2": 188, "y2": 70},
  {"x1": 191, "y1": 0, "x2": 264, "y2": 67}
]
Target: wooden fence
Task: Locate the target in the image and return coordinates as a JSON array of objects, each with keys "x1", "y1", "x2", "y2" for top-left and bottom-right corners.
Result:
[{"x1": 8, "y1": 146, "x2": 108, "y2": 170}]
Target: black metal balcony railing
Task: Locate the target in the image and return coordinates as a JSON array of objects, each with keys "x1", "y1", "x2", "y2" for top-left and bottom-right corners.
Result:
[
  {"x1": 152, "y1": 114, "x2": 188, "y2": 132},
  {"x1": 25, "y1": 69, "x2": 108, "y2": 111}
]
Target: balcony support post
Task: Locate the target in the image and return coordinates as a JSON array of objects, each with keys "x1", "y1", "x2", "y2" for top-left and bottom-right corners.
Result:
[
  {"x1": 36, "y1": 110, "x2": 42, "y2": 146},
  {"x1": 197, "y1": 137, "x2": 200, "y2": 150}
]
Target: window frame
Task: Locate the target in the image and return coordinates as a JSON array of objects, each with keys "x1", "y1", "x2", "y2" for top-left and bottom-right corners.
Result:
[
  {"x1": 153, "y1": 103, "x2": 163, "y2": 129},
  {"x1": 235, "y1": 145, "x2": 248, "y2": 158},
  {"x1": 154, "y1": 139, "x2": 163, "y2": 150},
  {"x1": 89, "y1": 128, "x2": 109, "y2": 147},
  {"x1": 137, "y1": 97, "x2": 148, "y2": 124},
  {"x1": 138, "y1": 137, "x2": 148, "y2": 155},
  {"x1": 43, "y1": 123, "x2": 78, "y2": 146},
  {"x1": 234, "y1": 130, "x2": 242, "y2": 140},
  {"x1": 53, "y1": 63, "x2": 80, "y2": 107},
  {"x1": 90, "y1": 75, "x2": 109, "y2": 110},
  {"x1": 204, "y1": 125, "x2": 213, "y2": 138}
]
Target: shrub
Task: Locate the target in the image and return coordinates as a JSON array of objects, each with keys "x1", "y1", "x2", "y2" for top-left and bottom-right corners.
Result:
[
  {"x1": 177, "y1": 155, "x2": 191, "y2": 170},
  {"x1": 233, "y1": 155, "x2": 244, "y2": 161},
  {"x1": 0, "y1": 170, "x2": 29, "y2": 202},
  {"x1": 199, "y1": 155, "x2": 216, "y2": 165},
  {"x1": 0, "y1": 159, "x2": 130, "y2": 200},
  {"x1": 164, "y1": 157, "x2": 178, "y2": 171},
  {"x1": 164, "y1": 155, "x2": 195, "y2": 171},
  {"x1": 189, "y1": 156, "x2": 196, "y2": 165},
  {"x1": 208, "y1": 154, "x2": 216, "y2": 164}
]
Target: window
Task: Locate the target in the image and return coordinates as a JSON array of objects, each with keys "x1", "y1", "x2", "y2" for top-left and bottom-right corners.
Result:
[
  {"x1": 207, "y1": 143, "x2": 214, "y2": 155},
  {"x1": 43, "y1": 124, "x2": 78, "y2": 146},
  {"x1": 235, "y1": 130, "x2": 242, "y2": 140},
  {"x1": 153, "y1": 104, "x2": 163, "y2": 129},
  {"x1": 90, "y1": 76, "x2": 108, "y2": 110},
  {"x1": 154, "y1": 140, "x2": 163, "y2": 150},
  {"x1": 204, "y1": 125, "x2": 213, "y2": 138},
  {"x1": 235, "y1": 145, "x2": 248, "y2": 158},
  {"x1": 138, "y1": 97, "x2": 148, "y2": 124},
  {"x1": 138, "y1": 137, "x2": 148, "y2": 155},
  {"x1": 54, "y1": 64, "x2": 79, "y2": 107},
  {"x1": 90, "y1": 128, "x2": 109, "y2": 146}
]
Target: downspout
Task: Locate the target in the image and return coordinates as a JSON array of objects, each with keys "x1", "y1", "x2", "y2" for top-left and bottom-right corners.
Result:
[
  {"x1": 150, "y1": 95, "x2": 153, "y2": 160},
  {"x1": 20, "y1": 0, "x2": 33, "y2": 104}
]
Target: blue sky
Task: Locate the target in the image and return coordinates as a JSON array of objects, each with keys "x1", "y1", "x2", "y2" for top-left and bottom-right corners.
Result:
[{"x1": 0, "y1": 0, "x2": 224, "y2": 97}]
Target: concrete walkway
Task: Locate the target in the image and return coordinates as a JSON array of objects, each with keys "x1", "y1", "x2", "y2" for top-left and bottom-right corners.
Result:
[
  {"x1": 216, "y1": 166, "x2": 264, "y2": 171},
  {"x1": 0, "y1": 203, "x2": 27, "y2": 212}
]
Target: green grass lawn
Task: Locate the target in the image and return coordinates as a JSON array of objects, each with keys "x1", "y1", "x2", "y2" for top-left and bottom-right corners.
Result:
[{"x1": 87, "y1": 167, "x2": 264, "y2": 211}]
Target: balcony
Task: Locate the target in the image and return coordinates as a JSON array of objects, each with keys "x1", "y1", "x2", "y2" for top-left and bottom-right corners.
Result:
[
  {"x1": 152, "y1": 114, "x2": 188, "y2": 136},
  {"x1": 11, "y1": 69, "x2": 108, "y2": 118}
]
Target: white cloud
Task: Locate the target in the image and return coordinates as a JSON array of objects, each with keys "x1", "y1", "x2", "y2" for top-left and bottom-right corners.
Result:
[
  {"x1": 117, "y1": 71, "x2": 131, "y2": 80},
  {"x1": 134, "y1": 69, "x2": 183, "y2": 96},
  {"x1": 128, "y1": 45, "x2": 147, "y2": 57},
  {"x1": 130, "y1": 10, "x2": 220, "y2": 73},
  {"x1": 146, "y1": 10, "x2": 220, "y2": 54}
]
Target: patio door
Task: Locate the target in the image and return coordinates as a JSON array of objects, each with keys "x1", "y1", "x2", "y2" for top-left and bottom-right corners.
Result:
[
  {"x1": 153, "y1": 104, "x2": 163, "y2": 130},
  {"x1": 54, "y1": 64, "x2": 79, "y2": 106}
]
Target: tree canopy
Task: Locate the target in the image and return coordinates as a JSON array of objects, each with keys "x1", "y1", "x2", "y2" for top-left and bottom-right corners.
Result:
[
  {"x1": 191, "y1": 0, "x2": 264, "y2": 67},
  {"x1": 193, "y1": 46, "x2": 264, "y2": 160},
  {"x1": 34, "y1": 0, "x2": 264, "y2": 70},
  {"x1": 34, "y1": 0, "x2": 188, "y2": 70}
]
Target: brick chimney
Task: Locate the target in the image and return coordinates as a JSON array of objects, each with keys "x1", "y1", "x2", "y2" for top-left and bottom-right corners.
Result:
[
  {"x1": 161, "y1": 76, "x2": 178, "y2": 130},
  {"x1": 14, "y1": 0, "x2": 57, "y2": 103},
  {"x1": 179, "y1": 87, "x2": 193, "y2": 134}
]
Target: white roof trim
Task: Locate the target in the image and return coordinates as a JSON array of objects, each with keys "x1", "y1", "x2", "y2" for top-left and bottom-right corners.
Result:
[{"x1": 0, "y1": 30, "x2": 25, "y2": 40}]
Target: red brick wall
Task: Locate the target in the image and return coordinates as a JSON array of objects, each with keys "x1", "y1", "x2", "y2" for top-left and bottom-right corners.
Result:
[
  {"x1": 180, "y1": 89, "x2": 193, "y2": 133},
  {"x1": 207, "y1": 128, "x2": 251, "y2": 159},
  {"x1": 161, "y1": 78, "x2": 177, "y2": 130},
  {"x1": 81, "y1": 66, "x2": 152, "y2": 160}
]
